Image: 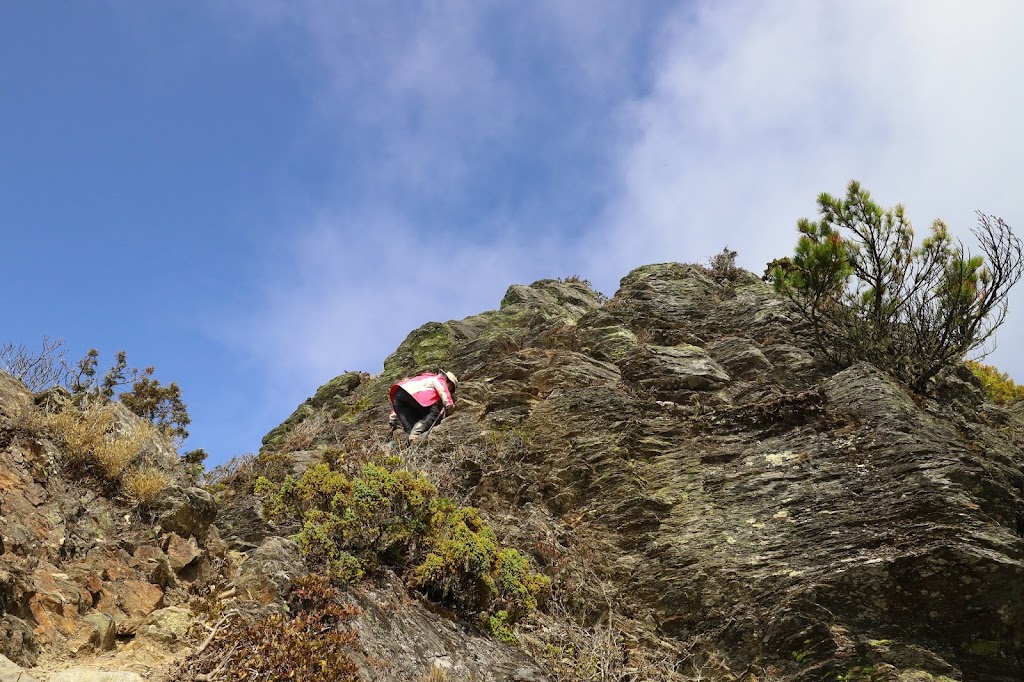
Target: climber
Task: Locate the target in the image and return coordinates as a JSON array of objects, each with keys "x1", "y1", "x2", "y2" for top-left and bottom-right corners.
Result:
[{"x1": 388, "y1": 370, "x2": 458, "y2": 443}]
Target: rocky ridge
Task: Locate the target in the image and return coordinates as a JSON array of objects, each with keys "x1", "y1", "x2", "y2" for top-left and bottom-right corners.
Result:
[
  {"x1": 2, "y1": 262, "x2": 1024, "y2": 681},
  {"x1": 256, "y1": 263, "x2": 1024, "y2": 681}
]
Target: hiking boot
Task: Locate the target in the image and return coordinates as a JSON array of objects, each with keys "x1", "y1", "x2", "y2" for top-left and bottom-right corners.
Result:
[{"x1": 409, "y1": 419, "x2": 431, "y2": 442}]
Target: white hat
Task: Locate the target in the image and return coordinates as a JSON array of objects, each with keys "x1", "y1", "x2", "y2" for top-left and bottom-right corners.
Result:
[{"x1": 444, "y1": 371, "x2": 459, "y2": 386}]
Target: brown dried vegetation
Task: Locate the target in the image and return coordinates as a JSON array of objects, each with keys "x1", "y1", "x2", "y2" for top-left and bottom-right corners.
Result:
[{"x1": 181, "y1": 575, "x2": 361, "y2": 682}]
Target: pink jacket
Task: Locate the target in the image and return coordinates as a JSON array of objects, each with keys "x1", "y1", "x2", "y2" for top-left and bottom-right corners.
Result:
[{"x1": 389, "y1": 372, "x2": 455, "y2": 410}]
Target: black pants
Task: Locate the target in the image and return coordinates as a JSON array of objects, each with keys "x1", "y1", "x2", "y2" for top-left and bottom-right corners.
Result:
[{"x1": 391, "y1": 388, "x2": 443, "y2": 437}]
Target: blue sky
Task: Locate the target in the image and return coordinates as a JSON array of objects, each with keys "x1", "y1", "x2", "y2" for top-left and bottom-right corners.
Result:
[{"x1": 4, "y1": 1, "x2": 1024, "y2": 467}]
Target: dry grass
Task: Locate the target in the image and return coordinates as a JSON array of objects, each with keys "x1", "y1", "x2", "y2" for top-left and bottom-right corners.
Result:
[
  {"x1": 421, "y1": 664, "x2": 448, "y2": 682},
  {"x1": 44, "y1": 402, "x2": 113, "y2": 468},
  {"x1": 634, "y1": 326, "x2": 655, "y2": 345},
  {"x1": 5, "y1": 397, "x2": 49, "y2": 435},
  {"x1": 281, "y1": 410, "x2": 331, "y2": 452},
  {"x1": 96, "y1": 419, "x2": 154, "y2": 479},
  {"x1": 14, "y1": 400, "x2": 154, "y2": 481},
  {"x1": 122, "y1": 465, "x2": 173, "y2": 506}
]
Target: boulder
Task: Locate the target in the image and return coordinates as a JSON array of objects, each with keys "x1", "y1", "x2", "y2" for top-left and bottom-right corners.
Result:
[
  {"x1": 131, "y1": 545, "x2": 177, "y2": 589},
  {"x1": 618, "y1": 343, "x2": 730, "y2": 398},
  {"x1": 0, "y1": 653, "x2": 40, "y2": 682},
  {"x1": 212, "y1": 496, "x2": 271, "y2": 552},
  {"x1": 0, "y1": 614, "x2": 39, "y2": 667},
  {"x1": 27, "y1": 567, "x2": 86, "y2": 645},
  {"x1": 108, "y1": 402, "x2": 181, "y2": 477},
  {"x1": 96, "y1": 580, "x2": 164, "y2": 635},
  {"x1": 346, "y1": 570, "x2": 549, "y2": 681},
  {"x1": 69, "y1": 613, "x2": 116, "y2": 654},
  {"x1": 235, "y1": 537, "x2": 308, "y2": 605},
  {"x1": 704, "y1": 337, "x2": 773, "y2": 378},
  {"x1": 163, "y1": 533, "x2": 202, "y2": 573},
  {"x1": 575, "y1": 310, "x2": 640, "y2": 362},
  {"x1": 0, "y1": 371, "x2": 31, "y2": 417},
  {"x1": 134, "y1": 606, "x2": 193, "y2": 649},
  {"x1": 152, "y1": 486, "x2": 216, "y2": 539}
]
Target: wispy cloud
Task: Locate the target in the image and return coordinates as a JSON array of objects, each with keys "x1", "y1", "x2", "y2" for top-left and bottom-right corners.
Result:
[
  {"x1": 220, "y1": 208, "x2": 562, "y2": 388},
  {"x1": 216, "y1": 0, "x2": 1024, "y2": 400},
  {"x1": 211, "y1": 0, "x2": 661, "y2": 394},
  {"x1": 586, "y1": 0, "x2": 1024, "y2": 371}
]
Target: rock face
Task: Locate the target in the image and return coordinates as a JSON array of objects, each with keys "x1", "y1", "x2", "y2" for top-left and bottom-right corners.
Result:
[
  {"x1": 0, "y1": 379, "x2": 226, "y2": 678},
  {"x1": 256, "y1": 266, "x2": 1024, "y2": 681},
  {"x1": 6, "y1": 263, "x2": 1024, "y2": 681},
  {"x1": 345, "y1": 572, "x2": 551, "y2": 682}
]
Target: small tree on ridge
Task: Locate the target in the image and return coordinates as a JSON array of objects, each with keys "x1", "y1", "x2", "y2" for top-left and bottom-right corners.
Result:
[{"x1": 768, "y1": 180, "x2": 1024, "y2": 392}]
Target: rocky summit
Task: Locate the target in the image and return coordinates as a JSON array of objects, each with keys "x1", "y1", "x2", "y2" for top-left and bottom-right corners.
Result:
[{"x1": 3, "y1": 262, "x2": 1024, "y2": 681}]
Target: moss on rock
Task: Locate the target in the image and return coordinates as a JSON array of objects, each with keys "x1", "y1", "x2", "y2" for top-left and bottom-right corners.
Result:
[
  {"x1": 261, "y1": 371, "x2": 366, "y2": 449},
  {"x1": 382, "y1": 322, "x2": 458, "y2": 382}
]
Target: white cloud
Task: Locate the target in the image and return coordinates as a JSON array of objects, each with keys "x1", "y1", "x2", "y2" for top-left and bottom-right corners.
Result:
[
  {"x1": 587, "y1": 0, "x2": 1024, "y2": 375},
  {"x1": 212, "y1": 0, "x2": 648, "y2": 393},
  {"x1": 230, "y1": 0, "x2": 520, "y2": 196},
  {"x1": 219, "y1": 0, "x2": 1024, "y2": 393},
  {"x1": 219, "y1": 208, "x2": 566, "y2": 389}
]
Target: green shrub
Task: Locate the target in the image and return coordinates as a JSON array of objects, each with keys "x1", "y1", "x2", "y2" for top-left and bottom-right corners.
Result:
[
  {"x1": 67, "y1": 348, "x2": 191, "y2": 440},
  {"x1": 965, "y1": 361, "x2": 1024, "y2": 404},
  {"x1": 768, "y1": 181, "x2": 1024, "y2": 392},
  {"x1": 256, "y1": 458, "x2": 548, "y2": 630},
  {"x1": 257, "y1": 461, "x2": 437, "y2": 575},
  {"x1": 205, "y1": 450, "x2": 294, "y2": 496},
  {"x1": 485, "y1": 610, "x2": 518, "y2": 644},
  {"x1": 495, "y1": 548, "x2": 550, "y2": 615},
  {"x1": 413, "y1": 502, "x2": 500, "y2": 610},
  {"x1": 180, "y1": 448, "x2": 208, "y2": 485}
]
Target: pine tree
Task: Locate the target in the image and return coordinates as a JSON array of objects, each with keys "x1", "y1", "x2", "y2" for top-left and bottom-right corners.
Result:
[{"x1": 768, "y1": 181, "x2": 1023, "y2": 392}]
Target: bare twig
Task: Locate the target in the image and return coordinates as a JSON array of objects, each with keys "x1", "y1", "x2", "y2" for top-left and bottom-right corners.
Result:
[{"x1": 195, "y1": 642, "x2": 238, "y2": 682}]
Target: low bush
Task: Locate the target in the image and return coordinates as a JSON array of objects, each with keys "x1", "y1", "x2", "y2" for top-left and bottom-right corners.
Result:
[
  {"x1": 966, "y1": 360, "x2": 1024, "y2": 404},
  {"x1": 256, "y1": 456, "x2": 549, "y2": 630},
  {"x1": 706, "y1": 246, "x2": 741, "y2": 283},
  {"x1": 413, "y1": 502, "x2": 500, "y2": 610},
  {"x1": 204, "y1": 450, "x2": 293, "y2": 495},
  {"x1": 181, "y1": 448, "x2": 208, "y2": 485},
  {"x1": 122, "y1": 466, "x2": 173, "y2": 507},
  {"x1": 41, "y1": 402, "x2": 153, "y2": 480}
]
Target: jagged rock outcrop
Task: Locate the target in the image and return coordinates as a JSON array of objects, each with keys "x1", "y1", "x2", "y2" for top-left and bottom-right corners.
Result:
[
  {"x1": 251, "y1": 265, "x2": 1024, "y2": 681},
  {"x1": 0, "y1": 376, "x2": 228, "y2": 679},
  {"x1": 5, "y1": 262, "x2": 1024, "y2": 681}
]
